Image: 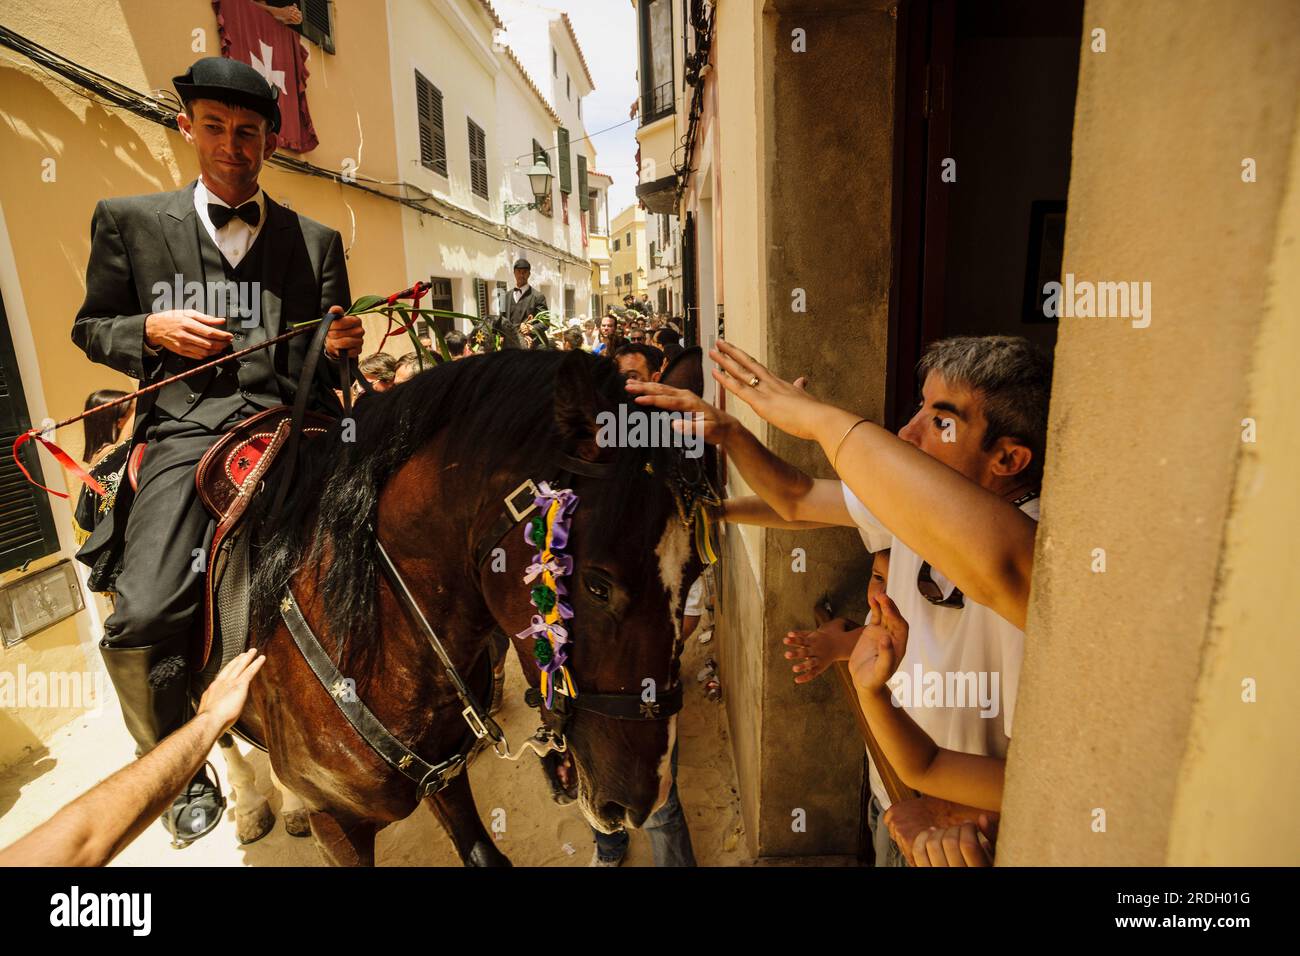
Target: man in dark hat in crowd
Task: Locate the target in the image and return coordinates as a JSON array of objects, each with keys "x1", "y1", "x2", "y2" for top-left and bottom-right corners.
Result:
[
  {"x1": 503, "y1": 256, "x2": 547, "y2": 348},
  {"x1": 71, "y1": 56, "x2": 361, "y2": 846}
]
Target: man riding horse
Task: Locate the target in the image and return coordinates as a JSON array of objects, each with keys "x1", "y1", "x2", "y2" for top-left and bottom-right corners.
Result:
[{"x1": 72, "y1": 56, "x2": 363, "y2": 845}]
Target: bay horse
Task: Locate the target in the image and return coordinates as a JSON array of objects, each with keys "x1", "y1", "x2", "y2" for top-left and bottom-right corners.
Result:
[{"x1": 229, "y1": 348, "x2": 707, "y2": 865}]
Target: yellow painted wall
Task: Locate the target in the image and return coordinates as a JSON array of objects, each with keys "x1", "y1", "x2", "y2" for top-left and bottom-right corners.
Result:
[
  {"x1": 711, "y1": 0, "x2": 768, "y2": 850},
  {"x1": 0, "y1": 0, "x2": 404, "y2": 768},
  {"x1": 1166, "y1": 83, "x2": 1300, "y2": 867},
  {"x1": 636, "y1": 114, "x2": 675, "y2": 190},
  {"x1": 588, "y1": 231, "x2": 609, "y2": 313},
  {"x1": 609, "y1": 204, "x2": 646, "y2": 299}
]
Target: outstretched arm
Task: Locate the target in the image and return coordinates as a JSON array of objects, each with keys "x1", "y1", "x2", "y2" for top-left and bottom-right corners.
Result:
[
  {"x1": 722, "y1": 494, "x2": 836, "y2": 529},
  {"x1": 624, "y1": 380, "x2": 854, "y2": 527},
  {"x1": 707, "y1": 341, "x2": 1036, "y2": 629},
  {"x1": 0, "y1": 650, "x2": 264, "y2": 867},
  {"x1": 723, "y1": 425, "x2": 854, "y2": 525}
]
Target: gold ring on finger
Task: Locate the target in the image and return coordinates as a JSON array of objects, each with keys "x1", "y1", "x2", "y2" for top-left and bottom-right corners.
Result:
[{"x1": 747, "y1": 376, "x2": 760, "y2": 387}]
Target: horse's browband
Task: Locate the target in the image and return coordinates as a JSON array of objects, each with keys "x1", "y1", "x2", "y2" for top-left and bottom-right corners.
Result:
[{"x1": 472, "y1": 452, "x2": 616, "y2": 569}]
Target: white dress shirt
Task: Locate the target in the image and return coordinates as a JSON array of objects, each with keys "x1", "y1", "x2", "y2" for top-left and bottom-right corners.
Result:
[
  {"x1": 143, "y1": 181, "x2": 268, "y2": 360},
  {"x1": 512, "y1": 283, "x2": 530, "y2": 302},
  {"x1": 194, "y1": 179, "x2": 266, "y2": 268}
]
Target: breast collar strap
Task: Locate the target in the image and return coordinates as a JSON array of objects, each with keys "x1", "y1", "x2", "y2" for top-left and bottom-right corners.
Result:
[{"x1": 278, "y1": 585, "x2": 483, "y2": 798}]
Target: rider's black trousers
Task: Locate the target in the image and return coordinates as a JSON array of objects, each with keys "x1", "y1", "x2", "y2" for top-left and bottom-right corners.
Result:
[{"x1": 100, "y1": 411, "x2": 248, "y2": 753}]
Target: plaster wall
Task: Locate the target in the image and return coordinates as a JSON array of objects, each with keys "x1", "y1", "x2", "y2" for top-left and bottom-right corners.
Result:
[{"x1": 999, "y1": 0, "x2": 1300, "y2": 865}]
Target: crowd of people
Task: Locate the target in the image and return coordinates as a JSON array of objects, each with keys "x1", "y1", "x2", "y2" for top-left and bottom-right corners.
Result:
[{"x1": 349, "y1": 284, "x2": 689, "y2": 398}]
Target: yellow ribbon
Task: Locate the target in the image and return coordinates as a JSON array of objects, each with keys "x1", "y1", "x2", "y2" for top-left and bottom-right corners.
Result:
[
  {"x1": 539, "y1": 498, "x2": 576, "y2": 698},
  {"x1": 694, "y1": 500, "x2": 719, "y2": 565}
]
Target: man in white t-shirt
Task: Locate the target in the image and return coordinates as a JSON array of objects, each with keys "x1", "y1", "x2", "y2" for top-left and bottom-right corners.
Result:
[{"x1": 627, "y1": 335, "x2": 1051, "y2": 864}]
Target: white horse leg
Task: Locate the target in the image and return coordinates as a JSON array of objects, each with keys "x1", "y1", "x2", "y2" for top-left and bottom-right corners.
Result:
[
  {"x1": 219, "y1": 735, "x2": 274, "y2": 844},
  {"x1": 269, "y1": 763, "x2": 312, "y2": 838}
]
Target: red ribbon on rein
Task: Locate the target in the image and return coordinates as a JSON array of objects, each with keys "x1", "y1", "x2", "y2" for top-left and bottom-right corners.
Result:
[
  {"x1": 12, "y1": 429, "x2": 106, "y2": 499},
  {"x1": 381, "y1": 279, "x2": 428, "y2": 343}
]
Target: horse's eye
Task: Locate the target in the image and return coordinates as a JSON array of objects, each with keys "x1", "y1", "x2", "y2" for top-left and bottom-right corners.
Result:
[{"x1": 586, "y1": 580, "x2": 610, "y2": 602}]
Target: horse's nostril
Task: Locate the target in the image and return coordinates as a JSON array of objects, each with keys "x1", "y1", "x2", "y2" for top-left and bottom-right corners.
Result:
[{"x1": 624, "y1": 807, "x2": 649, "y2": 829}]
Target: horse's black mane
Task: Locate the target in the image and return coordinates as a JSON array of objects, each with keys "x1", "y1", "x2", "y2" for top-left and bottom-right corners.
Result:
[{"x1": 247, "y1": 349, "x2": 682, "y2": 645}]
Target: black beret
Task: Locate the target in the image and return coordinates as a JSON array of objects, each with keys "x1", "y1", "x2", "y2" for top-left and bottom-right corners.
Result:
[{"x1": 513, "y1": 258, "x2": 532, "y2": 271}]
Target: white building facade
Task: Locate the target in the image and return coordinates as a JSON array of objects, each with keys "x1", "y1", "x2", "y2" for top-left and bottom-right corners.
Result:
[{"x1": 385, "y1": 0, "x2": 608, "y2": 335}]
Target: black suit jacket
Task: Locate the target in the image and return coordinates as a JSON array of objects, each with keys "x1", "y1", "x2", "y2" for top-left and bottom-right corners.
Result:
[
  {"x1": 502, "y1": 284, "x2": 548, "y2": 346},
  {"x1": 72, "y1": 182, "x2": 350, "y2": 431}
]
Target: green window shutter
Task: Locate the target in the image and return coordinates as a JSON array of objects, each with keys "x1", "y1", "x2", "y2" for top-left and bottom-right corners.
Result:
[
  {"x1": 468, "y1": 119, "x2": 488, "y2": 199},
  {"x1": 415, "y1": 71, "x2": 447, "y2": 176},
  {"x1": 0, "y1": 296, "x2": 59, "y2": 573},
  {"x1": 296, "y1": 0, "x2": 335, "y2": 54},
  {"x1": 474, "y1": 278, "x2": 488, "y2": 318},
  {"x1": 557, "y1": 127, "x2": 571, "y2": 194},
  {"x1": 577, "y1": 155, "x2": 589, "y2": 211}
]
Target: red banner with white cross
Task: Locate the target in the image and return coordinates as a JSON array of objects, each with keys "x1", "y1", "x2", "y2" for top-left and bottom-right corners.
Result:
[{"x1": 212, "y1": 0, "x2": 319, "y2": 153}]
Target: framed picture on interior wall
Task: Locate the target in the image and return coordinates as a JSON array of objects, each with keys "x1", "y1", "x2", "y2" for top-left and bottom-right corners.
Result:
[{"x1": 1021, "y1": 200, "x2": 1067, "y2": 323}]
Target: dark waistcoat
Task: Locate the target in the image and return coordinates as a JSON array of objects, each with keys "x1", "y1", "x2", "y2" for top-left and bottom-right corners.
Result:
[{"x1": 153, "y1": 220, "x2": 285, "y2": 428}]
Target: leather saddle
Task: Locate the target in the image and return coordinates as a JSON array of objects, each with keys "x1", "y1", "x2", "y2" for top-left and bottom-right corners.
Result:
[{"x1": 187, "y1": 406, "x2": 332, "y2": 683}]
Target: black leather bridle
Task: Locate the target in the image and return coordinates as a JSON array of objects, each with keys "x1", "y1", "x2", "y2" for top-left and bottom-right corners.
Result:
[{"x1": 471, "y1": 450, "x2": 690, "y2": 741}]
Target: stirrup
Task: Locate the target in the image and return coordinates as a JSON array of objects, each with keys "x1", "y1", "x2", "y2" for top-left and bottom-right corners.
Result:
[{"x1": 162, "y1": 760, "x2": 227, "y2": 849}]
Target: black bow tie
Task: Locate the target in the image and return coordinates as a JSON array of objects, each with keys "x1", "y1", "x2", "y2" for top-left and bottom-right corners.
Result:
[{"x1": 208, "y1": 200, "x2": 260, "y2": 229}]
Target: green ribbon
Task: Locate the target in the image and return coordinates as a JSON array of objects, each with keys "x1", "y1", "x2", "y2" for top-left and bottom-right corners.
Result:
[
  {"x1": 526, "y1": 515, "x2": 546, "y2": 547},
  {"x1": 531, "y1": 585, "x2": 556, "y2": 614},
  {"x1": 534, "y1": 637, "x2": 553, "y2": 664}
]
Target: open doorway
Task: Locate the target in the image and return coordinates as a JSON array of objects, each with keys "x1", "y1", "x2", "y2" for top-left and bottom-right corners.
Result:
[{"x1": 889, "y1": 0, "x2": 1083, "y2": 427}]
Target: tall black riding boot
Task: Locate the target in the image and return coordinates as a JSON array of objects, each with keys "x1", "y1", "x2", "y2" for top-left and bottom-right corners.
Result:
[
  {"x1": 99, "y1": 632, "x2": 190, "y2": 755},
  {"x1": 99, "y1": 633, "x2": 225, "y2": 846}
]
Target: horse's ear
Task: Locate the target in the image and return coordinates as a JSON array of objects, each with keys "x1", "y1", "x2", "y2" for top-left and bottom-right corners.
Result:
[
  {"x1": 660, "y1": 346, "x2": 704, "y2": 397},
  {"x1": 553, "y1": 350, "x2": 603, "y2": 460}
]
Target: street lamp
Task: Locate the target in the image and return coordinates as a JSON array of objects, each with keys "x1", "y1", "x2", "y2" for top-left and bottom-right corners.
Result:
[{"x1": 504, "y1": 160, "x2": 553, "y2": 218}]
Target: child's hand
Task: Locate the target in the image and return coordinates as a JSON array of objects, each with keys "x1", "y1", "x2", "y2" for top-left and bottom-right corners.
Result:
[
  {"x1": 783, "y1": 618, "x2": 862, "y2": 684},
  {"x1": 911, "y1": 813, "x2": 998, "y2": 867},
  {"x1": 849, "y1": 592, "x2": 908, "y2": 691}
]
